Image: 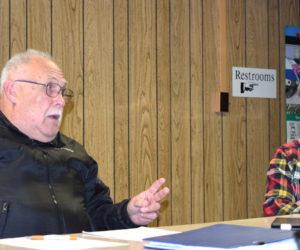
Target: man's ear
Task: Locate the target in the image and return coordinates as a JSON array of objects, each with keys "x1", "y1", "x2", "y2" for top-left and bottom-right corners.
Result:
[{"x1": 3, "y1": 81, "x2": 18, "y2": 103}]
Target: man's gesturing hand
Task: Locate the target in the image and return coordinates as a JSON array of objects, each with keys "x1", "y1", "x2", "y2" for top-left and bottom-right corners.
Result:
[{"x1": 127, "y1": 178, "x2": 169, "y2": 225}]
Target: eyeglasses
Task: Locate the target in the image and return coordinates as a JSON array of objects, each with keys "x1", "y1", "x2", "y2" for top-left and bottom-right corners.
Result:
[{"x1": 14, "y1": 79, "x2": 74, "y2": 103}]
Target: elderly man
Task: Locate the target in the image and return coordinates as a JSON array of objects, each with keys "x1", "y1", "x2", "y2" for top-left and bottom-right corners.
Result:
[{"x1": 0, "y1": 49, "x2": 169, "y2": 238}]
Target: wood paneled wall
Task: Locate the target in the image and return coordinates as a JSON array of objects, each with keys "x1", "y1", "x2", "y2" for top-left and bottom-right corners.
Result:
[{"x1": 0, "y1": 0, "x2": 299, "y2": 226}]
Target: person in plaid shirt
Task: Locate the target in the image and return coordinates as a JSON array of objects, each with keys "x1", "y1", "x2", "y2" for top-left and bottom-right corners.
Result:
[{"x1": 263, "y1": 139, "x2": 300, "y2": 216}]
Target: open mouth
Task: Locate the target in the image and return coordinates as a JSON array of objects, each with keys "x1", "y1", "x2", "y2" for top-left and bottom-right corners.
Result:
[
  {"x1": 46, "y1": 109, "x2": 62, "y2": 122},
  {"x1": 49, "y1": 114, "x2": 60, "y2": 120}
]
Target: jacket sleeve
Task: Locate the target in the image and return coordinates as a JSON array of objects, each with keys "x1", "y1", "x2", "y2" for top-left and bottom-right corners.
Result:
[
  {"x1": 83, "y1": 157, "x2": 139, "y2": 231},
  {"x1": 263, "y1": 148, "x2": 300, "y2": 216}
]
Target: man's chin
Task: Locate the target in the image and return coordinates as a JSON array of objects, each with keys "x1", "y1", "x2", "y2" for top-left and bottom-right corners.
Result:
[{"x1": 39, "y1": 129, "x2": 59, "y2": 142}]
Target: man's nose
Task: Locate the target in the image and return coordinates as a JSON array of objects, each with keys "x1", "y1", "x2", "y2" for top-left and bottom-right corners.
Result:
[{"x1": 55, "y1": 92, "x2": 66, "y2": 107}]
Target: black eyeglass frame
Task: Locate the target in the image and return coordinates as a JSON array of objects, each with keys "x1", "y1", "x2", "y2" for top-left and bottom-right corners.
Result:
[{"x1": 14, "y1": 79, "x2": 74, "y2": 100}]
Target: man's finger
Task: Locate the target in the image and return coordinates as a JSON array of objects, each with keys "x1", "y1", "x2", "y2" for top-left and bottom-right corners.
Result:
[
  {"x1": 147, "y1": 178, "x2": 166, "y2": 195},
  {"x1": 140, "y1": 202, "x2": 160, "y2": 213},
  {"x1": 130, "y1": 197, "x2": 149, "y2": 210},
  {"x1": 153, "y1": 187, "x2": 169, "y2": 202},
  {"x1": 140, "y1": 212, "x2": 159, "y2": 221}
]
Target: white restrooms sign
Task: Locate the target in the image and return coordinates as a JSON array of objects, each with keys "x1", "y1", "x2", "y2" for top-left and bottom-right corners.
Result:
[{"x1": 232, "y1": 67, "x2": 276, "y2": 98}]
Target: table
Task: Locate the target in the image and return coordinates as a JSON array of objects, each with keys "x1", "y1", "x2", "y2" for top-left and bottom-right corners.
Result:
[{"x1": 0, "y1": 214, "x2": 298, "y2": 250}]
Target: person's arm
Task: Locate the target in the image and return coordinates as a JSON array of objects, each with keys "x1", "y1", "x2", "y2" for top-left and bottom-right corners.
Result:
[
  {"x1": 263, "y1": 149, "x2": 300, "y2": 216},
  {"x1": 83, "y1": 157, "x2": 169, "y2": 229},
  {"x1": 83, "y1": 157, "x2": 138, "y2": 230}
]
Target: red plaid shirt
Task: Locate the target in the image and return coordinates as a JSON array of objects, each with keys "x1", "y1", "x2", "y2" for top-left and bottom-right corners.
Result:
[{"x1": 263, "y1": 139, "x2": 300, "y2": 216}]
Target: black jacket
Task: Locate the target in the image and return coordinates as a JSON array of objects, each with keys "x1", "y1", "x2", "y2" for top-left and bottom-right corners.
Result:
[{"x1": 0, "y1": 111, "x2": 137, "y2": 238}]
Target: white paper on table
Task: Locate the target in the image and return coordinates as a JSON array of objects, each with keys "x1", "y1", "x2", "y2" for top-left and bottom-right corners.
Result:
[
  {"x1": 0, "y1": 236, "x2": 127, "y2": 250},
  {"x1": 83, "y1": 226, "x2": 179, "y2": 242}
]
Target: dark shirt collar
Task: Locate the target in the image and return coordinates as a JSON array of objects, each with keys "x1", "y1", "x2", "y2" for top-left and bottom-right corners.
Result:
[{"x1": 0, "y1": 110, "x2": 63, "y2": 147}]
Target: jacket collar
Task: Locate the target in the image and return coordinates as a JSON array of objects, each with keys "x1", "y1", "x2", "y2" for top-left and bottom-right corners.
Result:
[{"x1": 0, "y1": 110, "x2": 64, "y2": 148}]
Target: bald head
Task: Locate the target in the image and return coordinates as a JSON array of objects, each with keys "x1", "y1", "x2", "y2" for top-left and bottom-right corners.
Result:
[{"x1": 0, "y1": 49, "x2": 53, "y2": 95}]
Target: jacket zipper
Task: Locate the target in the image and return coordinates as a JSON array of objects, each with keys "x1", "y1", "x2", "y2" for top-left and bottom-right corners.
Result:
[
  {"x1": 0, "y1": 201, "x2": 9, "y2": 237},
  {"x1": 1, "y1": 202, "x2": 8, "y2": 214},
  {"x1": 48, "y1": 184, "x2": 58, "y2": 205},
  {"x1": 44, "y1": 151, "x2": 66, "y2": 233}
]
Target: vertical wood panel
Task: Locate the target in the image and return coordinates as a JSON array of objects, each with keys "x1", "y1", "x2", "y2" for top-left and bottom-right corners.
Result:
[
  {"x1": 268, "y1": 0, "x2": 281, "y2": 158},
  {"x1": 246, "y1": 0, "x2": 269, "y2": 218},
  {"x1": 52, "y1": 0, "x2": 83, "y2": 145},
  {"x1": 203, "y1": 0, "x2": 223, "y2": 222},
  {"x1": 279, "y1": 0, "x2": 300, "y2": 144},
  {"x1": 27, "y1": 0, "x2": 51, "y2": 53},
  {"x1": 129, "y1": 0, "x2": 157, "y2": 214},
  {"x1": 170, "y1": 0, "x2": 191, "y2": 225},
  {"x1": 114, "y1": 0, "x2": 129, "y2": 203},
  {"x1": 84, "y1": 0, "x2": 114, "y2": 194},
  {"x1": 157, "y1": 0, "x2": 172, "y2": 226},
  {"x1": 190, "y1": 0, "x2": 204, "y2": 224},
  {"x1": 11, "y1": 0, "x2": 26, "y2": 54},
  {"x1": 0, "y1": 0, "x2": 9, "y2": 70},
  {"x1": 223, "y1": 0, "x2": 247, "y2": 221}
]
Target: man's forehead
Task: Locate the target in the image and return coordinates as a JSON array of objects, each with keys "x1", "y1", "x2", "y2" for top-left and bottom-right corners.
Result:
[
  {"x1": 47, "y1": 76, "x2": 68, "y2": 87},
  {"x1": 24, "y1": 57, "x2": 66, "y2": 82}
]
